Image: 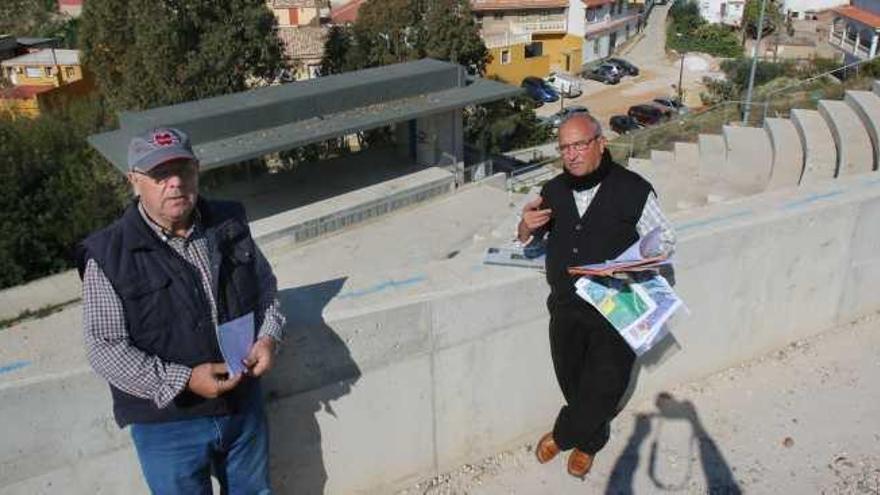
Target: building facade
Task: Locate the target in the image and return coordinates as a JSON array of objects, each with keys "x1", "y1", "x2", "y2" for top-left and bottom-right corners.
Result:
[
  {"x1": 0, "y1": 49, "x2": 93, "y2": 117},
  {"x1": 574, "y1": 0, "x2": 642, "y2": 62},
  {"x1": 698, "y1": 0, "x2": 745, "y2": 27},
  {"x1": 268, "y1": 0, "x2": 331, "y2": 80},
  {"x1": 829, "y1": 0, "x2": 880, "y2": 61}
]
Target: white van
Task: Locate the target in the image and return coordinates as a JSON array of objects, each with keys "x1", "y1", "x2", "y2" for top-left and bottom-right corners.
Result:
[{"x1": 544, "y1": 72, "x2": 583, "y2": 98}]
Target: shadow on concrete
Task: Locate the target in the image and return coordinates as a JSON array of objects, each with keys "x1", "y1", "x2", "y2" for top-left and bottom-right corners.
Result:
[
  {"x1": 605, "y1": 392, "x2": 742, "y2": 495},
  {"x1": 264, "y1": 278, "x2": 361, "y2": 494}
]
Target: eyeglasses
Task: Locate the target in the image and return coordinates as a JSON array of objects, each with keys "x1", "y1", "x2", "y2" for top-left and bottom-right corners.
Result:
[
  {"x1": 134, "y1": 161, "x2": 198, "y2": 183},
  {"x1": 557, "y1": 134, "x2": 602, "y2": 154}
]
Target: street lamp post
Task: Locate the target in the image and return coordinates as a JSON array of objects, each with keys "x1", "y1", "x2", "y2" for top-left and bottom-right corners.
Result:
[
  {"x1": 675, "y1": 32, "x2": 685, "y2": 106},
  {"x1": 743, "y1": 0, "x2": 769, "y2": 124}
]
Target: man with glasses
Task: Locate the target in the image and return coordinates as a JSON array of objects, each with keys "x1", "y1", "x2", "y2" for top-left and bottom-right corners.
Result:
[
  {"x1": 517, "y1": 114, "x2": 675, "y2": 479},
  {"x1": 78, "y1": 127, "x2": 285, "y2": 493}
]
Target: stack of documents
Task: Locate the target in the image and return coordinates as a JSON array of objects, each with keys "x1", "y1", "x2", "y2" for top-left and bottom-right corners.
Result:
[{"x1": 568, "y1": 227, "x2": 671, "y2": 277}]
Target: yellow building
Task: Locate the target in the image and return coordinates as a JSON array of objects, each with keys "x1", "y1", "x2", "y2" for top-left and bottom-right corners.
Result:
[
  {"x1": 0, "y1": 48, "x2": 93, "y2": 118},
  {"x1": 473, "y1": 0, "x2": 583, "y2": 84}
]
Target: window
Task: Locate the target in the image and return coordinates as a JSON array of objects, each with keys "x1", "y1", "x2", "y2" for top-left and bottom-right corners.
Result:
[
  {"x1": 524, "y1": 41, "x2": 543, "y2": 58},
  {"x1": 493, "y1": 12, "x2": 503, "y2": 20},
  {"x1": 586, "y1": 7, "x2": 598, "y2": 22},
  {"x1": 501, "y1": 49, "x2": 511, "y2": 64},
  {"x1": 45, "y1": 67, "x2": 53, "y2": 76},
  {"x1": 65, "y1": 66, "x2": 75, "y2": 78},
  {"x1": 25, "y1": 67, "x2": 41, "y2": 78},
  {"x1": 593, "y1": 38, "x2": 600, "y2": 55}
]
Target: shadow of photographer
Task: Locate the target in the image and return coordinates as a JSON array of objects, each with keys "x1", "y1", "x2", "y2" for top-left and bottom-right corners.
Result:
[{"x1": 262, "y1": 278, "x2": 362, "y2": 494}]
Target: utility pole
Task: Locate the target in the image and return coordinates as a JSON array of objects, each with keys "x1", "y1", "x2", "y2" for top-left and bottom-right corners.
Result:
[
  {"x1": 678, "y1": 50, "x2": 685, "y2": 105},
  {"x1": 743, "y1": 0, "x2": 769, "y2": 124}
]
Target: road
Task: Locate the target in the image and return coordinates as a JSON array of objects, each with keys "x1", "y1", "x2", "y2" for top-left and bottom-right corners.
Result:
[{"x1": 400, "y1": 312, "x2": 880, "y2": 494}]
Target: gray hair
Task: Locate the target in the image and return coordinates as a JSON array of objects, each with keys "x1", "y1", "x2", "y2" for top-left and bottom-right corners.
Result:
[{"x1": 559, "y1": 112, "x2": 603, "y2": 137}]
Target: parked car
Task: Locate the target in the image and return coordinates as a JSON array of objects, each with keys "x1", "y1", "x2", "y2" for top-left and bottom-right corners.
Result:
[
  {"x1": 521, "y1": 76, "x2": 560, "y2": 104},
  {"x1": 544, "y1": 72, "x2": 583, "y2": 98},
  {"x1": 546, "y1": 105, "x2": 590, "y2": 128},
  {"x1": 582, "y1": 64, "x2": 620, "y2": 85},
  {"x1": 605, "y1": 58, "x2": 640, "y2": 76},
  {"x1": 609, "y1": 115, "x2": 644, "y2": 134},
  {"x1": 627, "y1": 104, "x2": 671, "y2": 126},
  {"x1": 652, "y1": 97, "x2": 689, "y2": 114}
]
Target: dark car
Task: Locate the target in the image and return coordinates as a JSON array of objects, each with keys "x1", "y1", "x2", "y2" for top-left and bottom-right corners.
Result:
[
  {"x1": 653, "y1": 97, "x2": 689, "y2": 114},
  {"x1": 546, "y1": 105, "x2": 590, "y2": 128},
  {"x1": 605, "y1": 58, "x2": 639, "y2": 76},
  {"x1": 627, "y1": 104, "x2": 671, "y2": 126},
  {"x1": 609, "y1": 115, "x2": 644, "y2": 134},
  {"x1": 583, "y1": 64, "x2": 620, "y2": 85},
  {"x1": 521, "y1": 76, "x2": 560, "y2": 104}
]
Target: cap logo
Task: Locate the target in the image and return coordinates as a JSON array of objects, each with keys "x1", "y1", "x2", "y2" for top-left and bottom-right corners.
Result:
[{"x1": 152, "y1": 131, "x2": 178, "y2": 147}]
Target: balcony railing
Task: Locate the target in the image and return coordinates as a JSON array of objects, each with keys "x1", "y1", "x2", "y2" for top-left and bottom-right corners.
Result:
[
  {"x1": 482, "y1": 30, "x2": 532, "y2": 49},
  {"x1": 515, "y1": 19, "x2": 567, "y2": 33}
]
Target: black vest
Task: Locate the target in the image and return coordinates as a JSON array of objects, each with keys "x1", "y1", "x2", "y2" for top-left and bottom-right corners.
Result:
[
  {"x1": 78, "y1": 198, "x2": 262, "y2": 427},
  {"x1": 539, "y1": 162, "x2": 653, "y2": 298}
]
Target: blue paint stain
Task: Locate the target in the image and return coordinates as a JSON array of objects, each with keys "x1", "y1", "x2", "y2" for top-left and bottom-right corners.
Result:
[
  {"x1": 0, "y1": 360, "x2": 30, "y2": 375},
  {"x1": 676, "y1": 209, "x2": 754, "y2": 233},
  {"x1": 780, "y1": 190, "x2": 842, "y2": 210},
  {"x1": 336, "y1": 275, "x2": 428, "y2": 300}
]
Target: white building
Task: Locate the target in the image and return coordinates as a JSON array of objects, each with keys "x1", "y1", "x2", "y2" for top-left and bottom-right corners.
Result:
[
  {"x1": 568, "y1": 0, "x2": 642, "y2": 63},
  {"x1": 698, "y1": 0, "x2": 746, "y2": 26},
  {"x1": 784, "y1": 0, "x2": 848, "y2": 19},
  {"x1": 829, "y1": 0, "x2": 880, "y2": 61}
]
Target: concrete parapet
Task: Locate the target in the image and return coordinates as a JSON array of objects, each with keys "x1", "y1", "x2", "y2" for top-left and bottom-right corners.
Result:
[
  {"x1": 791, "y1": 109, "x2": 838, "y2": 184},
  {"x1": 764, "y1": 117, "x2": 804, "y2": 190},
  {"x1": 5, "y1": 171, "x2": 880, "y2": 493},
  {"x1": 818, "y1": 99, "x2": 873, "y2": 177},
  {"x1": 844, "y1": 90, "x2": 880, "y2": 172},
  {"x1": 0, "y1": 270, "x2": 80, "y2": 322}
]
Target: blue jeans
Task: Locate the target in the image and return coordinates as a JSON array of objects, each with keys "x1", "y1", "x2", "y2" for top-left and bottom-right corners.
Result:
[{"x1": 130, "y1": 396, "x2": 271, "y2": 495}]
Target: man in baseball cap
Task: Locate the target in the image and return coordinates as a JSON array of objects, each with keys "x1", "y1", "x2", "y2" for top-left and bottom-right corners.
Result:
[{"x1": 78, "y1": 127, "x2": 286, "y2": 493}]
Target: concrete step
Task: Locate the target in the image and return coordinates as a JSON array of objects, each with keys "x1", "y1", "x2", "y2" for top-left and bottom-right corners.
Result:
[
  {"x1": 872, "y1": 79, "x2": 880, "y2": 97},
  {"x1": 698, "y1": 133, "x2": 726, "y2": 176},
  {"x1": 626, "y1": 157, "x2": 652, "y2": 169},
  {"x1": 674, "y1": 142, "x2": 700, "y2": 172},
  {"x1": 650, "y1": 149, "x2": 676, "y2": 167},
  {"x1": 791, "y1": 109, "x2": 837, "y2": 185},
  {"x1": 844, "y1": 90, "x2": 880, "y2": 172},
  {"x1": 722, "y1": 125, "x2": 772, "y2": 192},
  {"x1": 764, "y1": 117, "x2": 804, "y2": 190},
  {"x1": 819, "y1": 99, "x2": 874, "y2": 177}
]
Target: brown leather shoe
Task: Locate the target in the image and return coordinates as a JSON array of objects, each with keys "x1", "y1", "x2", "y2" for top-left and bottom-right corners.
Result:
[
  {"x1": 535, "y1": 432, "x2": 560, "y2": 464},
  {"x1": 567, "y1": 449, "x2": 594, "y2": 479}
]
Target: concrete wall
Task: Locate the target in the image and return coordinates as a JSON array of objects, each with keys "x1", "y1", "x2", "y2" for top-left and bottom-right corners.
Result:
[{"x1": 2, "y1": 173, "x2": 880, "y2": 494}]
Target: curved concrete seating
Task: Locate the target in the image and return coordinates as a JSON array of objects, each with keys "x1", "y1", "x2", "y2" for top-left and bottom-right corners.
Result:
[
  {"x1": 698, "y1": 133, "x2": 726, "y2": 177},
  {"x1": 791, "y1": 109, "x2": 837, "y2": 185},
  {"x1": 818, "y1": 99, "x2": 873, "y2": 177},
  {"x1": 650, "y1": 149, "x2": 675, "y2": 167},
  {"x1": 873, "y1": 79, "x2": 880, "y2": 97},
  {"x1": 674, "y1": 142, "x2": 700, "y2": 172},
  {"x1": 764, "y1": 118, "x2": 804, "y2": 190},
  {"x1": 844, "y1": 90, "x2": 880, "y2": 172},
  {"x1": 721, "y1": 125, "x2": 772, "y2": 192}
]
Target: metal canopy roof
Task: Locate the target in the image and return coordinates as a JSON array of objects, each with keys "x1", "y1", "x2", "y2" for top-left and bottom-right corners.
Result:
[{"x1": 88, "y1": 59, "x2": 521, "y2": 172}]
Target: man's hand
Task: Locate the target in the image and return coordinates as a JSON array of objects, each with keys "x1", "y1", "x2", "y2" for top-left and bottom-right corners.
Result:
[
  {"x1": 243, "y1": 336, "x2": 276, "y2": 377},
  {"x1": 188, "y1": 363, "x2": 242, "y2": 399},
  {"x1": 518, "y1": 196, "x2": 552, "y2": 242}
]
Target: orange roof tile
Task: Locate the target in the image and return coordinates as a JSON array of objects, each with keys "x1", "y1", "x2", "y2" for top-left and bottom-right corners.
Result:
[
  {"x1": 832, "y1": 5, "x2": 880, "y2": 29},
  {"x1": 331, "y1": 0, "x2": 366, "y2": 24},
  {"x1": 471, "y1": 0, "x2": 568, "y2": 11}
]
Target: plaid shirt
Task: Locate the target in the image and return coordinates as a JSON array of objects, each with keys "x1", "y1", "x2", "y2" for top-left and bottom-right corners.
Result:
[{"x1": 82, "y1": 204, "x2": 285, "y2": 409}]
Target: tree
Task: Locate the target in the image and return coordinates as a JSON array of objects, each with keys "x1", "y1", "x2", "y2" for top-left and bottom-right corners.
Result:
[
  {"x1": 0, "y1": 98, "x2": 128, "y2": 289},
  {"x1": 79, "y1": 0, "x2": 287, "y2": 113},
  {"x1": 742, "y1": 0, "x2": 784, "y2": 40},
  {"x1": 422, "y1": 0, "x2": 488, "y2": 75},
  {"x1": 0, "y1": 0, "x2": 64, "y2": 38},
  {"x1": 320, "y1": 25, "x2": 353, "y2": 76}
]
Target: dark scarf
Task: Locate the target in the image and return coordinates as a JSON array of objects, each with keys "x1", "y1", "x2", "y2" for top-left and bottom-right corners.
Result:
[{"x1": 562, "y1": 149, "x2": 613, "y2": 192}]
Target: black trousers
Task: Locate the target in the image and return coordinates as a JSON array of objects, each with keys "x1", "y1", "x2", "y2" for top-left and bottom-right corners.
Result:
[{"x1": 548, "y1": 293, "x2": 636, "y2": 455}]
